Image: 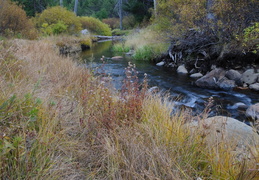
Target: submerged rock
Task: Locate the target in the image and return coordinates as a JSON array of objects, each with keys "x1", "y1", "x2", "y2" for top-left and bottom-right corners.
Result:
[{"x1": 231, "y1": 102, "x2": 248, "y2": 110}]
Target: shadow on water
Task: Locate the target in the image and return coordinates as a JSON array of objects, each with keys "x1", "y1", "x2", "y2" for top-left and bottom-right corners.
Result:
[{"x1": 80, "y1": 41, "x2": 258, "y2": 122}]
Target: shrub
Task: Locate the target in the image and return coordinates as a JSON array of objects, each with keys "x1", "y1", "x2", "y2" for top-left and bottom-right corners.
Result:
[
  {"x1": 102, "y1": 18, "x2": 120, "y2": 29},
  {"x1": 35, "y1": 6, "x2": 82, "y2": 35},
  {"x1": 123, "y1": 15, "x2": 137, "y2": 29},
  {"x1": 79, "y1": 16, "x2": 112, "y2": 36},
  {"x1": 243, "y1": 22, "x2": 259, "y2": 51},
  {"x1": 0, "y1": 0, "x2": 38, "y2": 39}
]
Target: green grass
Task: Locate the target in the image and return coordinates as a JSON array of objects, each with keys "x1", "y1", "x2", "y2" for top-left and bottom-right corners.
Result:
[
  {"x1": 133, "y1": 44, "x2": 168, "y2": 61},
  {"x1": 112, "y1": 43, "x2": 131, "y2": 52}
]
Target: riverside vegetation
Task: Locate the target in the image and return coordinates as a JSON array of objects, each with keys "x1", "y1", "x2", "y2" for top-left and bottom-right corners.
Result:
[
  {"x1": 1, "y1": 36, "x2": 259, "y2": 180},
  {"x1": 1, "y1": 0, "x2": 259, "y2": 179}
]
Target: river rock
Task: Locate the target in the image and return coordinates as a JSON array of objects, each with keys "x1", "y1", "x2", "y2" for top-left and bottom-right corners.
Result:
[
  {"x1": 187, "y1": 116, "x2": 259, "y2": 149},
  {"x1": 233, "y1": 102, "x2": 248, "y2": 110},
  {"x1": 225, "y1": 69, "x2": 242, "y2": 86},
  {"x1": 217, "y1": 77, "x2": 236, "y2": 90},
  {"x1": 190, "y1": 73, "x2": 203, "y2": 78},
  {"x1": 246, "y1": 103, "x2": 259, "y2": 120},
  {"x1": 126, "y1": 50, "x2": 134, "y2": 56},
  {"x1": 241, "y1": 69, "x2": 258, "y2": 85},
  {"x1": 111, "y1": 56, "x2": 123, "y2": 60},
  {"x1": 195, "y1": 68, "x2": 226, "y2": 89},
  {"x1": 81, "y1": 29, "x2": 89, "y2": 35},
  {"x1": 156, "y1": 61, "x2": 165, "y2": 66},
  {"x1": 249, "y1": 83, "x2": 259, "y2": 91},
  {"x1": 177, "y1": 65, "x2": 188, "y2": 74}
]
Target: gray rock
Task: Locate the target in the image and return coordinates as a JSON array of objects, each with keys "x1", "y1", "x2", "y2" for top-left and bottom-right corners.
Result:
[
  {"x1": 81, "y1": 29, "x2": 89, "y2": 35},
  {"x1": 177, "y1": 64, "x2": 188, "y2": 74},
  {"x1": 187, "y1": 116, "x2": 259, "y2": 148},
  {"x1": 190, "y1": 73, "x2": 203, "y2": 78},
  {"x1": 217, "y1": 77, "x2": 236, "y2": 90},
  {"x1": 195, "y1": 68, "x2": 226, "y2": 89},
  {"x1": 156, "y1": 61, "x2": 165, "y2": 66},
  {"x1": 225, "y1": 69, "x2": 242, "y2": 86},
  {"x1": 234, "y1": 102, "x2": 248, "y2": 110},
  {"x1": 241, "y1": 69, "x2": 258, "y2": 85},
  {"x1": 126, "y1": 50, "x2": 134, "y2": 56},
  {"x1": 246, "y1": 103, "x2": 259, "y2": 120},
  {"x1": 249, "y1": 83, "x2": 259, "y2": 91}
]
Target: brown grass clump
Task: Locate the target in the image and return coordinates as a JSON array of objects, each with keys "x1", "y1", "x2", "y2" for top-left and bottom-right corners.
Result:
[{"x1": 0, "y1": 37, "x2": 258, "y2": 179}]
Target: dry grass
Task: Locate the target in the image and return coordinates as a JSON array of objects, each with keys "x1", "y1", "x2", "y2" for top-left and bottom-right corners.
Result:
[{"x1": 0, "y1": 37, "x2": 258, "y2": 179}]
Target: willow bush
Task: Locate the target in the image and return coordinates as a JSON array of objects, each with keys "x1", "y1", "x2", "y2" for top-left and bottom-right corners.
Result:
[
  {"x1": 34, "y1": 6, "x2": 82, "y2": 35},
  {"x1": 79, "y1": 16, "x2": 112, "y2": 36}
]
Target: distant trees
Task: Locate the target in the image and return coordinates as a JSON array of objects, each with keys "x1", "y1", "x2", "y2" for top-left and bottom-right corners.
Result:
[{"x1": 123, "y1": 0, "x2": 153, "y2": 24}]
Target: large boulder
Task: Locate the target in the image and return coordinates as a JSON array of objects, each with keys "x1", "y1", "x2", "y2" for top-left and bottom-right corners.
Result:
[
  {"x1": 225, "y1": 69, "x2": 242, "y2": 86},
  {"x1": 246, "y1": 103, "x2": 259, "y2": 120},
  {"x1": 217, "y1": 77, "x2": 236, "y2": 90},
  {"x1": 241, "y1": 69, "x2": 258, "y2": 85},
  {"x1": 177, "y1": 64, "x2": 188, "y2": 74},
  {"x1": 187, "y1": 116, "x2": 259, "y2": 154},
  {"x1": 195, "y1": 68, "x2": 226, "y2": 89},
  {"x1": 249, "y1": 83, "x2": 259, "y2": 91}
]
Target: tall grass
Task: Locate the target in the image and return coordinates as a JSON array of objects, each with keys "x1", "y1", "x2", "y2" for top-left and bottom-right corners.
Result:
[
  {"x1": 0, "y1": 37, "x2": 258, "y2": 179},
  {"x1": 113, "y1": 27, "x2": 169, "y2": 61}
]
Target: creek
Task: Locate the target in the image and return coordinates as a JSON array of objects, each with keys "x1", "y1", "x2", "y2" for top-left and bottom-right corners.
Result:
[{"x1": 79, "y1": 40, "x2": 258, "y2": 122}]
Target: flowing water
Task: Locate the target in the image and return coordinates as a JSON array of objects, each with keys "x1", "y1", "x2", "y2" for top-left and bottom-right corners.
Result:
[{"x1": 79, "y1": 40, "x2": 258, "y2": 122}]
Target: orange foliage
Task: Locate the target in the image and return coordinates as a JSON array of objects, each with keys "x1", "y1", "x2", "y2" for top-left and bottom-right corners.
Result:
[
  {"x1": 102, "y1": 18, "x2": 120, "y2": 29},
  {"x1": 0, "y1": 0, "x2": 37, "y2": 39}
]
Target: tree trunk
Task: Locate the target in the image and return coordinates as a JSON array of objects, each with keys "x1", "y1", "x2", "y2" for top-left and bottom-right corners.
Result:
[
  {"x1": 119, "y1": 0, "x2": 123, "y2": 30},
  {"x1": 74, "y1": 0, "x2": 78, "y2": 15},
  {"x1": 60, "y1": 0, "x2": 63, "y2": 7},
  {"x1": 154, "y1": 0, "x2": 157, "y2": 17}
]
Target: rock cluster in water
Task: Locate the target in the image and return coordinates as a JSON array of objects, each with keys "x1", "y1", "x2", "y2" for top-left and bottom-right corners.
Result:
[{"x1": 194, "y1": 68, "x2": 259, "y2": 91}]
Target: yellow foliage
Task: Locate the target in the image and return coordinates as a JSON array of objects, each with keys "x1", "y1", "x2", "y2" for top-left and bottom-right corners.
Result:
[
  {"x1": 79, "y1": 16, "x2": 112, "y2": 36},
  {"x1": 34, "y1": 6, "x2": 82, "y2": 34}
]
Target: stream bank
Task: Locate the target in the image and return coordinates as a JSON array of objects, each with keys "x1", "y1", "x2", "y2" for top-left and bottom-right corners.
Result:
[{"x1": 79, "y1": 40, "x2": 259, "y2": 124}]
